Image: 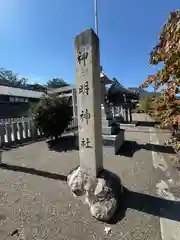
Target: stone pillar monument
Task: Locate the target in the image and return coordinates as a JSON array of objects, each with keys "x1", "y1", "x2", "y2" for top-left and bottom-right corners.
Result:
[
  {"x1": 75, "y1": 28, "x2": 103, "y2": 176},
  {"x1": 68, "y1": 29, "x2": 123, "y2": 222}
]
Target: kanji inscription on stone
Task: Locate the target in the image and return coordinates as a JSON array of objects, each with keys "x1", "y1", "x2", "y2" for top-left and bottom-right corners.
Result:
[
  {"x1": 75, "y1": 29, "x2": 103, "y2": 177},
  {"x1": 78, "y1": 81, "x2": 89, "y2": 95},
  {"x1": 80, "y1": 109, "x2": 91, "y2": 124},
  {"x1": 81, "y1": 137, "x2": 92, "y2": 148},
  {"x1": 77, "y1": 51, "x2": 88, "y2": 66}
]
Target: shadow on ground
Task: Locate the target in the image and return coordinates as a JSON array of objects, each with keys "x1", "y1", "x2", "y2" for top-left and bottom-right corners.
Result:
[
  {"x1": 0, "y1": 164, "x2": 180, "y2": 224},
  {"x1": 47, "y1": 135, "x2": 78, "y2": 152},
  {"x1": 118, "y1": 140, "x2": 175, "y2": 157},
  {"x1": 136, "y1": 121, "x2": 160, "y2": 127},
  {"x1": 1, "y1": 137, "x2": 47, "y2": 152},
  {"x1": 124, "y1": 129, "x2": 170, "y2": 134},
  {"x1": 110, "y1": 187, "x2": 180, "y2": 224},
  {"x1": 0, "y1": 163, "x2": 67, "y2": 181}
]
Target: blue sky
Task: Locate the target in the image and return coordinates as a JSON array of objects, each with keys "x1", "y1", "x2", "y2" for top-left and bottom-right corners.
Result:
[{"x1": 0, "y1": 0, "x2": 179, "y2": 88}]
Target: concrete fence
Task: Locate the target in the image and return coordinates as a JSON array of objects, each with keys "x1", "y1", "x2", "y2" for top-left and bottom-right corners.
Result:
[
  {"x1": 0, "y1": 117, "x2": 78, "y2": 148},
  {"x1": 68, "y1": 117, "x2": 78, "y2": 130},
  {"x1": 0, "y1": 105, "x2": 130, "y2": 148}
]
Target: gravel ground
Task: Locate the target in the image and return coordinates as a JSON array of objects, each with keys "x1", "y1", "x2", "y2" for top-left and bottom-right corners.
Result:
[{"x1": 0, "y1": 125, "x2": 163, "y2": 240}]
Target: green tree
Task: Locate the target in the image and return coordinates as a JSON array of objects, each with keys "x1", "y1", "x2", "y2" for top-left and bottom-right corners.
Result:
[
  {"x1": 46, "y1": 78, "x2": 69, "y2": 89},
  {"x1": 34, "y1": 96, "x2": 73, "y2": 139},
  {"x1": 0, "y1": 68, "x2": 27, "y2": 87}
]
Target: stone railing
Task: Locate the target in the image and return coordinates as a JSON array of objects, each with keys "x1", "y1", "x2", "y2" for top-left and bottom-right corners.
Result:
[
  {"x1": 67, "y1": 117, "x2": 78, "y2": 130},
  {"x1": 0, "y1": 117, "x2": 78, "y2": 148},
  {"x1": 105, "y1": 105, "x2": 123, "y2": 118}
]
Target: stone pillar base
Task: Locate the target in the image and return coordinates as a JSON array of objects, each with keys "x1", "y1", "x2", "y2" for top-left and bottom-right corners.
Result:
[{"x1": 67, "y1": 166, "x2": 124, "y2": 222}]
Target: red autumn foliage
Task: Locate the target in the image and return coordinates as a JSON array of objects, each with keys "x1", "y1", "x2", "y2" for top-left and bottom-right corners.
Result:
[{"x1": 140, "y1": 10, "x2": 180, "y2": 127}]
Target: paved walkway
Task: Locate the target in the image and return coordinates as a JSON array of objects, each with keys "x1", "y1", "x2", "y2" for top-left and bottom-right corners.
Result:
[{"x1": 0, "y1": 114, "x2": 180, "y2": 240}]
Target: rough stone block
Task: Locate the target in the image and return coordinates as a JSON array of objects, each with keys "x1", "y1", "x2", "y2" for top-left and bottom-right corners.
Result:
[
  {"x1": 102, "y1": 129, "x2": 125, "y2": 155},
  {"x1": 102, "y1": 127, "x2": 114, "y2": 135},
  {"x1": 102, "y1": 124, "x2": 120, "y2": 135},
  {"x1": 67, "y1": 166, "x2": 123, "y2": 222},
  {"x1": 102, "y1": 119, "x2": 114, "y2": 127}
]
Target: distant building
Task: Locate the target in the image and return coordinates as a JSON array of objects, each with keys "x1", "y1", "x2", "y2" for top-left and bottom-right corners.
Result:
[
  {"x1": 47, "y1": 72, "x2": 114, "y2": 117},
  {"x1": 0, "y1": 85, "x2": 44, "y2": 118},
  {"x1": 0, "y1": 72, "x2": 139, "y2": 118},
  {"x1": 127, "y1": 87, "x2": 161, "y2": 99},
  {"x1": 107, "y1": 80, "x2": 139, "y2": 105}
]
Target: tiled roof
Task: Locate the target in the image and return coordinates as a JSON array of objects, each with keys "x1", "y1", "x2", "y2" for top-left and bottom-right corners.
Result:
[
  {"x1": 0, "y1": 71, "x2": 114, "y2": 98},
  {"x1": 0, "y1": 85, "x2": 44, "y2": 99},
  {"x1": 47, "y1": 85, "x2": 75, "y2": 94},
  {"x1": 100, "y1": 71, "x2": 114, "y2": 84}
]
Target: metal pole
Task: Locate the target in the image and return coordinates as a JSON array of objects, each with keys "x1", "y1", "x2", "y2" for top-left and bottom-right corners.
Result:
[{"x1": 94, "y1": 0, "x2": 98, "y2": 36}]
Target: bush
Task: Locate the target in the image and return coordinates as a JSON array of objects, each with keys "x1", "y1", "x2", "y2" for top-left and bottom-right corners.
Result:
[{"x1": 34, "y1": 96, "x2": 73, "y2": 139}]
